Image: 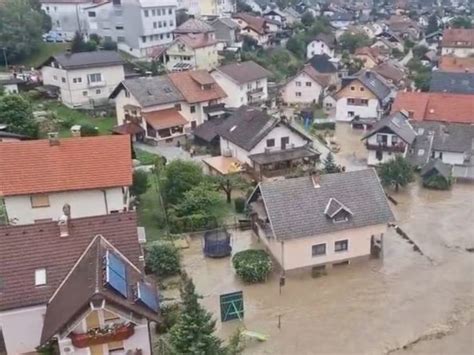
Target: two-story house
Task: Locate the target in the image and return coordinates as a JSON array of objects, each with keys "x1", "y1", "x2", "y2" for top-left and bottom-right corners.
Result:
[
  {"x1": 216, "y1": 106, "x2": 319, "y2": 180},
  {"x1": 41, "y1": 0, "x2": 90, "y2": 38},
  {"x1": 110, "y1": 71, "x2": 226, "y2": 144},
  {"x1": 335, "y1": 70, "x2": 393, "y2": 122},
  {"x1": 211, "y1": 61, "x2": 272, "y2": 107},
  {"x1": 39, "y1": 51, "x2": 125, "y2": 108},
  {"x1": 247, "y1": 169, "x2": 394, "y2": 272},
  {"x1": 165, "y1": 33, "x2": 219, "y2": 71},
  {"x1": 232, "y1": 12, "x2": 270, "y2": 46},
  {"x1": 306, "y1": 33, "x2": 336, "y2": 59},
  {"x1": 211, "y1": 17, "x2": 241, "y2": 48},
  {"x1": 362, "y1": 111, "x2": 417, "y2": 165},
  {"x1": 441, "y1": 28, "x2": 474, "y2": 58},
  {"x1": 0, "y1": 135, "x2": 132, "y2": 225},
  {"x1": 0, "y1": 212, "x2": 158, "y2": 355},
  {"x1": 280, "y1": 64, "x2": 330, "y2": 105}
]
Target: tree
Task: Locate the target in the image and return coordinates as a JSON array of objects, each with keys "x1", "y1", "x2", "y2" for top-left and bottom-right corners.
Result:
[
  {"x1": 338, "y1": 32, "x2": 371, "y2": 53},
  {"x1": 79, "y1": 123, "x2": 99, "y2": 136},
  {"x1": 377, "y1": 155, "x2": 414, "y2": 192},
  {"x1": 286, "y1": 37, "x2": 305, "y2": 59},
  {"x1": 30, "y1": 0, "x2": 52, "y2": 33},
  {"x1": 212, "y1": 175, "x2": 248, "y2": 204},
  {"x1": 412, "y1": 45, "x2": 429, "y2": 59},
  {"x1": 0, "y1": 0, "x2": 44, "y2": 63},
  {"x1": 162, "y1": 160, "x2": 204, "y2": 205},
  {"x1": 71, "y1": 32, "x2": 97, "y2": 53},
  {"x1": 169, "y1": 274, "x2": 223, "y2": 355},
  {"x1": 426, "y1": 14, "x2": 439, "y2": 35},
  {"x1": 413, "y1": 71, "x2": 431, "y2": 91},
  {"x1": 130, "y1": 170, "x2": 149, "y2": 197},
  {"x1": 175, "y1": 182, "x2": 222, "y2": 216},
  {"x1": 301, "y1": 11, "x2": 315, "y2": 27},
  {"x1": 102, "y1": 39, "x2": 118, "y2": 51},
  {"x1": 450, "y1": 17, "x2": 472, "y2": 29},
  {"x1": 146, "y1": 243, "x2": 181, "y2": 277},
  {"x1": 0, "y1": 95, "x2": 38, "y2": 138},
  {"x1": 236, "y1": 0, "x2": 252, "y2": 13},
  {"x1": 323, "y1": 152, "x2": 341, "y2": 174}
]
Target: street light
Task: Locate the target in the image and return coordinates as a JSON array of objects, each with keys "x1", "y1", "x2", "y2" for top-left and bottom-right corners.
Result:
[{"x1": 2, "y1": 48, "x2": 7, "y2": 70}]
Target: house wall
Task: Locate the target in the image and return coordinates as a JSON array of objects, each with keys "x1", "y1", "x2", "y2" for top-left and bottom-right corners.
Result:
[
  {"x1": 41, "y1": 2, "x2": 89, "y2": 37},
  {"x1": 367, "y1": 150, "x2": 404, "y2": 165},
  {"x1": 433, "y1": 150, "x2": 465, "y2": 165},
  {"x1": 306, "y1": 40, "x2": 335, "y2": 59},
  {"x1": 2, "y1": 83, "x2": 19, "y2": 94},
  {"x1": 42, "y1": 64, "x2": 125, "y2": 108},
  {"x1": 0, "y1": 305, "x2": 47, "y2": 354},
  {"x1": 335, "y1": 81, "x2": 380, "y2": 122},
  {"x1": 441, "y1": 47, "x2": 474, "y2": 58},
  {"x1": 281, "y1": 72, "x2": 324, "y2": 104},
  {"x1": 211, "y1": 71, "x2": 268, "y2": 107},
  {"x1": 275, "y1": 224, "x2": 387, "y2": 270},
  {"x1": 83, "y1": 1, "x2": 125, "y2": 43},
  {"x1": 4, "y1": 187, "x2": 126, "y2": 225},
  {"x1": 355, "y1": 54, "x2": 378, "y2": 69}
]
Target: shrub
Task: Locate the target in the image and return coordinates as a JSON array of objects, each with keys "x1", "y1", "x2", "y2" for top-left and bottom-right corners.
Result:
[
  {"x1": 423, "y1": 175, "x2": 453, "y2": 190},
  {"x1": 155, "y1": 303, "x2": 181, "y2": 334},
  {"x1": 234, "y1": 197, "x2": 246, "y2": 213},
  {"x1": 146, "y1": 243, "x2": 181, "y2": 277},
  {"x1": 80, "y1": 123, "x2": 99, "y2": 136},
  {"x1": 313, "y1": 121, "x2": 335, "y2": 130},
  {"x1": 130, "y1": 170, "x2": 149, "y2": 197},
  {"x1": 232, "y1": 249, "x2": 272, "y2": 283}
]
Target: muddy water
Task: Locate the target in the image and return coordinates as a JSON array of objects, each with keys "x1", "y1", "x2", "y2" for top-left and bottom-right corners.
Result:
[{"x1": 333, "y1": 123, "x2": 369, "y2": 171}]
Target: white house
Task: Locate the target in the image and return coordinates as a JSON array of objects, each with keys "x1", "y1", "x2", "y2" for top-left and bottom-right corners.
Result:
[
  {"x1": 165, "y1": 34, "x2": 219, "y2": 71},
  {"x1": 247, "y1": 169, "x2": 394, "y2": 272},
  {"x1": 0, "y1": 213, "x2": 158, "y2": 355},
  {"x1": 211, "y1": 61, "x2": 272, "y2": 108},
  {"x1": 39, "y1": 51, "x2": 125, "y2": 109},
  {"x1": 306, "y1": 33, "x2": 336, "y2": 59},
  {"x1": 0, "y1": 77, "x2": 23, "y2": 94},
  {"x1": 280, "y1": 64, "x2": 329, "y2": 105},
  {"x1": 41, "y1": 0, "x2": 91, "y2": 38},
  {"x1": 232, "y1": 13, "x2": 270, "y2": 46},
  {"x1": 335, "y1": 71, "x2": 393, "y2": 122},
  {"x1": 0, "y1": 135, "x2": 132, "y2": 225}
]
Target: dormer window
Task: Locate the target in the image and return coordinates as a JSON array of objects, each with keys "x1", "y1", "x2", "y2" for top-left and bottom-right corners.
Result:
[
  {"x1": 35, "y1": 268, "x2": 47, "y2": 286},
  {"x1": 324, "y1": 198, "x2": 353, "y2": 223}
]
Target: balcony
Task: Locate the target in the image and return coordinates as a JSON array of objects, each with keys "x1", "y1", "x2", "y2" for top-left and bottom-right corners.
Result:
[
  {"x1": 203, "y1": 103, "x2": 226, "y2": 114},
  {"x1": 70, "y1": 323, "x2": 134, "y2": 348},
  {"x1": 88, "y1": 80, "x2": 107, "y2": 88},
  {"x1": 365, "y1": 142, "x2": 407, "y2": 153},
  {"x1": 247, "y1": 87, "x2": 264, "y2": 95}
]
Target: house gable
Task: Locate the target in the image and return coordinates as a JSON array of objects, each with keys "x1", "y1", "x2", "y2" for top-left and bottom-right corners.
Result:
[{"x1": 337, "y1": 80, "x2": 377, "y2": 100}]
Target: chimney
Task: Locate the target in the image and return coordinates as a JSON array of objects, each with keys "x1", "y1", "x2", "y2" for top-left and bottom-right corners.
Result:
[
  {"x1": 58, "y1": 204, "x2": 71, "y2": 237},
  {"x1": 48, "y1": 132, "x2": 60, "y2": 146},
  {"x1": 311, "y1": 171, "x2": 321, "y2": 188}
]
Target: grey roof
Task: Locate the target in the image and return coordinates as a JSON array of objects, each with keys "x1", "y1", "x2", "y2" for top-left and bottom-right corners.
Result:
[
  {"x1": 212, "y1": 17, "x2": 239, "y2": 29},
  {"x1": 432, "y1": 123, "x2": 474, "y2": 153},
  {"x1": 324, "y1": 197, "x2": 352, "y2": 218},
  {"x1": 41, "y1": 51, "x2": 123, "y2": 70},
  {"x1": 330, "y1": 11, "x2": 353, "y2": 21},
  {"x1": 307, "y1": 54, "x2": 337, "y2": 73},
  {"x1": 420, "y1": 159, "x2": 452, "y2": 179},
  {"x1": 407, "y1": 122, "x2": 435, "y2": 167},
  {"x1": 312, "y1": 33, "x2": 336, "y2": 48},
  {"x1": 248, "y1": 146, "x2": 319, "y2": 164},
  {"x1": 429, "y1": 71, "x2": 474, "y2": 95},
  {"x1": 355, "y1": 70, "x2": 392, "y2": 101},
  {"x1": 255, "y1": 169, "x2": 395, "y2": 240},
  {"x1": 175, "y1": 18, "x2": 215, "y2": 34},
  {"x1": 193, "y1": 117, "x2": 225, "y2": 143},
  {"x1": 363, "y1": 112, "x2": 417, "y2": 144},
  {"x1": 0, "y1": 130, "x2": 30, "y2": 140},
  {"x1": 110, "y1": 76, "x2": 184, "y2": 107},
  {"x1": 216, "y1": 61, "x2": 273, "y2": 84},
  {"x1": 0, "y1": 78, "x2": 25, "y2": 85}
]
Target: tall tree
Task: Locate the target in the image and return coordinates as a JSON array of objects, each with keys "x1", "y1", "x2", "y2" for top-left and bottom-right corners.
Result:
[
  {"x1": 426, "y1": 14, "x2": 439, "y2": 34},
  {"x1": 162, "y1": 160, "x2": 204, "y2": 205},
  {"x1": 0, "y1": 95, "x2": 38, "y2": 138},
  {"x1": 0, "y1": 0, "x2": 44, "y2": 63},
  {"x1": 29, "y1": 0, "x2": 52, "y2": 32},
  {"x1": 212, "y1": 175, "x2": 249, "y2": 204},
  {"x1": 301, "y1": 11, "x2": 315, "y2": 27},
  {"x1": 377, "y1": 156, "x2": 414, "y2": 192},
  {"x1": 338, "y1": 32, "x2": 371, "y2": 54},
  {"x1": 323, "y1": 152, "x2": 341, "y2": 174},
  {"x1": 450, "y1": 17, "x2": 472, "y2": 29},
  {"x1": 169, "y1": 274, "x2": 223, "y2": 355}
]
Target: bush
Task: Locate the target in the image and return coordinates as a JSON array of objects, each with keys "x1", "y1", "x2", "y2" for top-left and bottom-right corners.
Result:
[
  {"x1": 130, "y1": 170, "x2": 149, "y2": 197},
  {"x1": 146, "y1": 243, "x2": 181, "y2": 277},
  {"x1": 423, "y1": 175, "x2": 453, "y2": 190},
  {"x1": 313, "y1": 121, "x2": 335, "y2": 130},
  {"x1": 234, "y1": 197, "x2": 246, "y2": 213},
  {"x1": 232, "y1": 249, "x2": 272, "y2": 283},
  {"x1": 80, "y1": 123, "x2": 99, "y2": 136}
]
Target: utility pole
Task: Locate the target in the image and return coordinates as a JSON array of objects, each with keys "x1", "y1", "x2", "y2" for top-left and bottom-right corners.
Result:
[{"x1": 2, "y1": 48, "x2": 8, "y2": 70}]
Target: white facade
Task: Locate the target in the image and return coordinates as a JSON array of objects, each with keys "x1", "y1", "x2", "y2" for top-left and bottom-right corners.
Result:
[
  {"x1": 365, "y1": 133, "x2": 408, "y2": 166},
  {"x1": 335, "y1": 97, "x2": 381, "y2": 122},
  {"x1": 440, "y1": 47, "x2": 474, "y2": 58},
  {"x1": 42, "y1": 63, "x2": 125, "y2": 108},
  {"x1": 306, "y1": 39, "x2": 335, "y2": 59},
  {"x1": 165, "y1": 40, "x2": 219, "y2": 71},
  {"x1": 432, "y1": 150, "x2": 465, "y2": 165},
  {"x1": 1, "y1": 83, "x2": 19, "y2": 94},
  {"x1": 41, "y1": 1, "x2": 90, "y2": 37},
  {"x1": 280, "y1": 72, "x2": 325, "y2": 105},
  {"x1": 3, "y1": 187, "x2": 127, "y2": 225},
  {"x1": 211, "y1": 71, "x2": 268, "y2": 108},
  {"x1": 220, "y1": 125, "x2": 308, "y2": 166}
]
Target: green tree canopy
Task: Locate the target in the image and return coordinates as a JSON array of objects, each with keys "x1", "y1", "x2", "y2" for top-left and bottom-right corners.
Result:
[
  {"x1": 412, "y1": 45, "x2": 429, "y2": 59},
  {"x1": 450, "y1": 17, "x2": 472, "y2": 29},
  {"x1": 323, "y1": 152, "x2": 342, "y2": 174},
  {"x1": 211, "y1": 175, "x2": 249, "y2": 204},
  {"x1": 338, "y1": 32, "x2": 371, "y2": 54},
  {"x1": 162, "y1": 160, "x2": 204, "y2": 205},
  {"x1": 286, "y1": 37, "x2": 305, "y2": 59},
  {"x1": 426, "y1": 14, "x2": 439, "y2": 34},
  {"x1": 0, "y1": 0, "x2": 45, "y2": 63},
  {"x1": 71, "y1": 32, "x2": 98, "y2": 53},
  {"x1": 30, "y1": 0, "x2": 52, "y2": 33},
  {"x1": 377, "y1": 155, "x2": 414, "y2": 192},
  {"x1": 301, "y1": 11, "x2": 315, "y2": 27},
  {"x1": 130, "y1": 170, "x2": 149, "y2": 197},
  {"x1": 175, "y1": 182, "x2": 222, "y2": 216},
  {"x1": 0, "y1": 95, "x2": 38, "y2": 137}
]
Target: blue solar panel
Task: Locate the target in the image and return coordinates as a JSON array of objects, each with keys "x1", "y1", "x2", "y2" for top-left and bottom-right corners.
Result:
[
  {"x1": 105, "y1": 251, "x2": 128, "y2": 298},
  {"x1": 137, "y1": 282, "x2": 158, "y2": 312}
]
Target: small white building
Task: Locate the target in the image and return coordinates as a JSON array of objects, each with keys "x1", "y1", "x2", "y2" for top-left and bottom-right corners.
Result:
[
  {"x1": 0, "y1": 77, "x2": 24, "y2": 94},
  {"x1": 211, "y1": 61, "x2": 272, "y2": 108},
  {"x1": 165, "y1": 34, "x2": 219, "y2": 71},
  {"x1": 280, "y1": 64, "x2": 329, "y2": 105},
  {"x1": 306, "y1": 33, "x2": 336, "y2": 59},
  {"x1": 40, "y1": 51, "x2": 125, "y2": 109},
  {"x1": 0, "y1": 135, "x2": 132, "y2": 225}
]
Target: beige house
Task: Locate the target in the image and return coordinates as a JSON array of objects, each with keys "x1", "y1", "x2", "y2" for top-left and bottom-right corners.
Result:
[
  {"x1": 0, "y1": 135, "x2": 132, "y2": 225},
  {"x1": 40, "y1": 51, "x2": 124, "y2": 108},
  {"x1": 280, "y1": 64, "x2": 329, "y2": 105},
  {"x1": 248, "y1": 169, "x2": 394, "y2": 272},
  {"x1": 165, "y1": 34, "x2": 219, "y2": 71}
]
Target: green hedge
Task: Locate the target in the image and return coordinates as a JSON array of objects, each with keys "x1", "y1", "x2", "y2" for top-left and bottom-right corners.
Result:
[
  {"x1": 313, "y1": 121, "x2": 335, "y2": 130},
  {"x1": 145, "y1": 243, "x2": 181, "y2": 277},
  {"x1": 423, "y1": 175, "x2": 453, "y2": 190},
  {"x1": 232, "y1": 249, "x2": 272, "y2": 283}
]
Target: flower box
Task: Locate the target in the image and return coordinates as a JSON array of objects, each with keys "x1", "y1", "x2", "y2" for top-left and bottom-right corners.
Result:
[{"x1": 70, "y1": 324, "x2": 134, "y2": 348}]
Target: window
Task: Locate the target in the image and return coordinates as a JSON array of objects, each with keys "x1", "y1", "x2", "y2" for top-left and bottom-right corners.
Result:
[
  {"x1": 360, "y1": 87, "x2": 365, "y2": 91},
  {"x1": 61, "y1": 77, "x2": 66, "y2": 83},
  {"x1": 125, "y1": 89, "x2": 130, "y2": 98},
  {"x1": 281, "y1": 136, "x2": 289, "y2": 149},
  {"x1": 73, "y1": 77, "x2": 82, "y2": 83},
  {"x1": 191, "y1": 121, "x2": 197, "y2": 129},
  {"x1": 31, "y1": 194, "x2": 49, "y2": 208},
  {"x1": 152, "y1": 9, "x2": 156, "y2": 16},
  {"x1": 312, "y1": 243, "x2": 326, "y2": 257},
  {"x1": 169, "y1": 8, "x2": 173, "y2": 14},
  {"x1": 306, "y1": 82, "x2": 312, "y2": 87},
  {"x1": 35, "y1": 269, "x2": 47, "y2": 286},
  {"x1": 144, "y1": 9, "x2": 149, "y2": 17},
  {"x1": 117, "y1": 36, "x2": 125, "y2": 42},
  {"x1": 115, "y1": 25, "x2": 124, "y2": 30},
  {"x1": 350, "y1": 86, "x2": 355, "y2": 91},
  {"x1": 295, "y1": 81, "x2": 301, "y2": 87},
  {"x1": 247, "y1": 83, "x2": 252, "y2": 89},
  {"x1": 96, "y1": 89, "x2": 101, "y2": 94},
  {"x1": 376, "y1": 150, "x2": 383, "y2": 161},
  {"x1": 266, "y1": 138, "x2": 275, "y2": 147},
  {"x1": 142, "y1": 36, "x2": 147, "y2": 43},
  {"x1": 153, "y1": 22, "x2": 157, "y2": 29},
  {"x1": 391, "y1": 135, "x2": 398, "y2": 145},
  {"x1": 158, "y1": 21, "x2": 162, "y2": 28},
  {"x1": 408, "y1": 111, "x2": 415, "y2": 119},
  {"x1": 88, "y1": 11, "x2": 96, "y2": 17},
  {"x1": 190, "y1": 105, "x2": 196, "y2": 113},
  {"x1": 174, "y1": 103, "x2": 181, "y2": 111},
  {"x1": 348, "y1": 111, "x2": 354, "y2": 117},
  {"x1": 53, "y1": 75, "x2": 57, "y2": 81},
  {"x1": 82, "y1": 91, "x2": 88, "y2": 96},
  {"x1": 335, "y1": 240, "x2": 348, "y2": 252},
  {"x1": 169, "y1": 20, "x2": 174, "y2": 27},
  {"x1": 296, "y1": 92, "x2": 302, "y2": 97},
  {"x1": 88, "y1": 73, "x2": 102, "y2": 83},
  {"x1": 376, "y1": 134, "x2": 387, "y2": 144}
]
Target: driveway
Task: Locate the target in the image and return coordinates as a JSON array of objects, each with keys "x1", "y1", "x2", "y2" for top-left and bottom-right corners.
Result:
[{"x1": 134, "y1": 142, "x2": 210, "y2": 164}]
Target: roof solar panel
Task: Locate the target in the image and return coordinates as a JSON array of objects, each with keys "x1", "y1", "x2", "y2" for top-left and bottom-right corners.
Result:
[
  {"x1": 137, "y1": 282, "x2": 158, "y2": 312},
  {"x1": 107, "y1": 251, "x2": 126, "y2": 277},
  {"x1": 105, "y1": 250, "x2": 128, "y2": 298}
]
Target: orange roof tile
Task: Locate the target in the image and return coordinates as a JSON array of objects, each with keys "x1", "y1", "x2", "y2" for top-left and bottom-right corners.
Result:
[
  {"x1": 233, "y1": 13, "x2": 266, "y2": 34},
  {"x1": 438, "y1": 56, "x2": 474, "y2": 73},
  {"x1": 391, "y1": 92, "x2": 474, "y2": 124},
  {"x1": 143, "y1": 108, "x2": 188, "y2": 129},
  {"x1": 441, "y1": 28, "x2": 474, "y2": 48},
  {"x1": 0, "y1": 135, "x2": 132, "y2": 196},
  {"x1": 168, "y1": 70, "x2": 226, "y2": 104},
  {"x1": 176, "y1": 33, "x2": 218, "y2": 49}
]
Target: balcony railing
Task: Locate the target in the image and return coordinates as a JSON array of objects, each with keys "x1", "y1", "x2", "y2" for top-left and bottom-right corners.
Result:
[
  {"x1": 247, "y1": 87, "x2": 264, "y2": 95},
  {"x1": 365, "y1": 142, "x2": 407, "y2": 153},
  {"x1": 70, "y1": 323, "x2": 134, "y2": 348},
  {"x1": 88, "y1": 80, "x2": 107, "y2": 88},
  {"x1": 203, "y1": 103, "x2": 226, "y2": 114}
]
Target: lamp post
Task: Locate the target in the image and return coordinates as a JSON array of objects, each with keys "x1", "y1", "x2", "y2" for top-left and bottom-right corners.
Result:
[{"x1": 2, "y1": 47, "x2": 7, "y2": 70}]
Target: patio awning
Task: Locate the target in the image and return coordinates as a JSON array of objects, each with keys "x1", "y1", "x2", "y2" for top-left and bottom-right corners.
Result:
[
  {"x1": 202, "y1": 156, "x2": 243, "y2": 175},
  {"x1": 143, "y1": 109, "x2": 188, "y2": 130},
  {"x1": 112, "y1": 122, "x2": 144, "y2": 135},
  {"x1": 248, "y1": 147, "x2": 320, "y2": 165}
]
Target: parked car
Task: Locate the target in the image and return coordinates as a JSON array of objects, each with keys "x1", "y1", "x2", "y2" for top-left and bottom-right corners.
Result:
[{"x1": 42, "y1": 31, "x2": 72, "y2": 43}]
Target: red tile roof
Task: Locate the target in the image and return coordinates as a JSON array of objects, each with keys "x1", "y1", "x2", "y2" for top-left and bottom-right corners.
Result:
[
  {"x1": 438, "y1": 56, "x2": 474, "y2": 73},
  {"x1": 441, "y1": 28, "x2": 474, "y2": 48},
  {"x1": 0, "y1": 212, "x2": 141, "y2": 311},
  {"x1": 143, "y1": 108, "x2": 188, "y2": 129},
  {"x1": 168, "y1": 70, "x2": 226, "y2": 103},
  {"x1": 175, "y1": 33, "x2": 218, "y2": 49},
  {"x1": 233, "y1": 13, "x2": 266, "y2": 34},
  {"x1": 0, "y1": 135, "x2": 132, "y2": 196},
  {"x1": 391, "y1": 92, "x2": 474, "y2": 124}
]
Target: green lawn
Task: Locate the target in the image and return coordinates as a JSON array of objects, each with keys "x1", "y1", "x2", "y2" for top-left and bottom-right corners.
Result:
[
  {"x1": 137, "y1": 174, "x2": 167, "y2": 243},
  {"x1": 1, "y1": 43, "x2": 68, "y2": 71},
  {"x1": 136, "y1": 149, "x2": 161, "y2": 165}
]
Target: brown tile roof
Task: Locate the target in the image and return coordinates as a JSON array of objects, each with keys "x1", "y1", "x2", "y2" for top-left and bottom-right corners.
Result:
[
  {"x1": 355, "y1": 47, "x2": 382, "y2": 64},
  {"x1": 441, "y1": 28, "x2": 474, "y2": 48},
  {"x1": 175, "y1": 33, "x2": 218, "y2": 49},
  {"x1": 0, "y1": 135, "x2": 132, "y2": 196},
  {"x1": 216, "y1": 60, "x2": 272, "y2": 84},
  {"x1": 112, "y1": 122, "x2": 145, "y2": 135},
  {"x1": 168, "y1": 70, "x2": 226, "y2": 103},
  {"x1": 233, "y1": 13, "x2": 266, "y2": 34},
  {"x1": 438, "y1": 56, "x2": 474, "y2": 73},
  {"x1": 391, "y1": 92, "x2": 474, "y2": 124},
  {"x1": 40, "y1": 235, "x2": 158, "y2": 345},
  {"x1": 143, "y1": 108, "x2": 188, "y2": 129},
  {"x1": 372, "y1": 62, "x2": 405, "y2": 84},
  {"x1": 0, "y1": 212, "x2": 142, "y2": 311},
  {"x1": 300, "y1": 64, "x2": 330, "y2": 87}
]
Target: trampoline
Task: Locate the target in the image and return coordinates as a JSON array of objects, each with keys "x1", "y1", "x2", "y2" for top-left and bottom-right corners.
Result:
[{"x1": 203, "y1": 229, "x2": 232, "y2": 258}]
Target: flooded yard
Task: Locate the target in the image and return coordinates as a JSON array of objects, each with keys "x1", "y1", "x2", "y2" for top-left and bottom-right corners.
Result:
[{"x1": 182, "y1": 182, "x2": 474, "y2": 354}]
